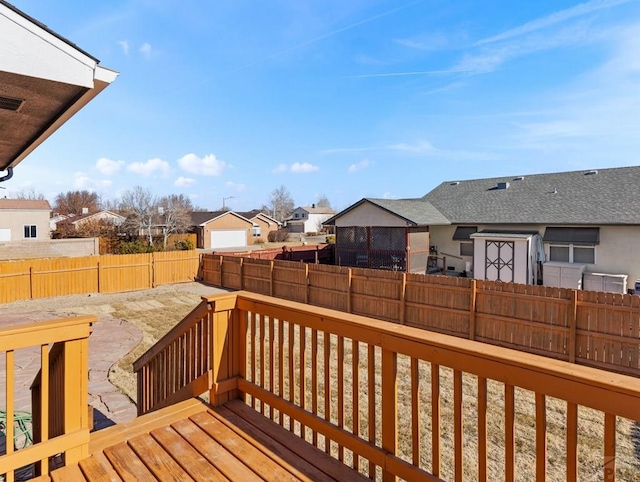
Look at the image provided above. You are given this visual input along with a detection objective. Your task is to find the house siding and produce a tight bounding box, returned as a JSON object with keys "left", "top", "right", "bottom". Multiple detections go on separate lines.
{"left": 431, "top": 224, "right": 640, "bottom": 286}
{"left": 0, "top": 209, "right": 51, "bottom": 241}
{"left": 333, "top": 203, "right": 408, "bottom": 227}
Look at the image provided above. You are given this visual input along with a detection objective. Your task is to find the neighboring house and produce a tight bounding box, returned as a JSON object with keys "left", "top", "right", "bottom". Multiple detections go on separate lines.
{"left": 0, "top": 1, "right": 117, "bottom": 177}
{"left": 190, "top": 211, "right": 254, "bottom": 249}
{"left": 286, "top": 205, "right": 336, "bottom": 234}
{"left": 56, "top": 210, "right": 125, "bottom": 234}
{"left": 324, "top": 198, "right": 443, "bottom": 272}
{"left": 49, "top": 212, "right": 75, "bottom": 230}
{"left": 327, "top": 166, "right": 640, "bottom": 292}
{"left": 0, "top": 198, "right": 51, "bottom": 241}
{"left": 237, "top": 210, "right": 281, "bottom": 239}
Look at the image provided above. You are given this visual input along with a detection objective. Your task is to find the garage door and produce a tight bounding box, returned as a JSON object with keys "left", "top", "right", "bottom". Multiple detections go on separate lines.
{"left": 0, "top": 228, "right": 11, "bottom": 241}
{"left": 210, "top": 230, "right": 247, "bottom": 249}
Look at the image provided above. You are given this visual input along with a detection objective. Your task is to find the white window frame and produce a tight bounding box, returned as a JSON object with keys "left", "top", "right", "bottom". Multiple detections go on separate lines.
{"left": 252, "top": 224, "right": 261, "bottom": 237}
{"left": 548, "top": 243, "right": 596, "bottom": 264}
{"left": 23, "top": 224, "right": 37, "bottom": 239}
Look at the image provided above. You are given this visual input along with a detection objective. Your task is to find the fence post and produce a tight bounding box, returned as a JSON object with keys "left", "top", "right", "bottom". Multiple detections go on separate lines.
{"left": 305, "top": 264, "right": 309, "bottom": 303}
{"left": 270, "top": 260, "right": 274, "bottom": 296}
{"left": 97, "top": 260, "right": 102, "bottom": 293}
{"left": 239, "top": 257, "right": 244, "bottom": 290}
{"left": 347, "top": 268, "right": 353, "bottom": 313}
{"left": 29, "top": 266, "right": 34, "bottom": 300}
{"left": 469, "top": 279, "right": 477, "bottom": 340}
{"left": 152, "top": 252, "right": 157, "bottom": 288}
{"left": 399, "top": 272, "right": 407, "bottom": 324}
{"left": 381, "top": 347, "right": 398, "bottom": 482}
{"left": 219, "top": 255, "right": 224, "bottom": 288}
{"left": 569, "top": 289, "right": 578, "bottom": 363}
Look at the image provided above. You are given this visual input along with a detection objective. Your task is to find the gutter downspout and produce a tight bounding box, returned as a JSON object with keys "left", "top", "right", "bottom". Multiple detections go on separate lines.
{"left": 0, "top": 167, "right": 14, "bottom": 183}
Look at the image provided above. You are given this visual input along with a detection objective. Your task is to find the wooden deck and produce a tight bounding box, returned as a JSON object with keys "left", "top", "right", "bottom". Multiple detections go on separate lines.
{"left": 37, "top": 398, "right": 368, "bottom": 482}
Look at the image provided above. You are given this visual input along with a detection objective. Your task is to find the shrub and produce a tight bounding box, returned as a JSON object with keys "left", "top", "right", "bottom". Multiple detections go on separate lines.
{"left": 174, "top": 238, "right": 194, "bottom": 250}
{"left": 253, "top": 237, "right": 266, "bottom": 244}
{"left": 120, "top": 239, "right": 154, "bottom": 254}
{"left": 325, "top": 235, "right": 335, "bottom": 244}
{"left": 268, "top": 229, "right": 289, "bottom": 242}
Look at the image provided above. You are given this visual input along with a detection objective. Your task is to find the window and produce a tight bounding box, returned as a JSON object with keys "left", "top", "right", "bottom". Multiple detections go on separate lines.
{"left": 549, "top": 244, "right": 595, "bottom": 264}
{"left": 294, "top": 213, "right": 299, "bottom": 218}
{"left": 24, "top": 225, "right": 37, "bottom": 238}
{"left": 252, "top": 225, "right": 261, "bottom": 237}
{"left": 460, "top": 242, "right": 474, "bottom": 257}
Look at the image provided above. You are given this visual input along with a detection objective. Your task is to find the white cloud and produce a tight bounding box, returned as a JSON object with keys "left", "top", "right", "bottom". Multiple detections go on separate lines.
{"left": 272, "top": 163, "right": 288, "bottom": 173}
{"left": 174, "top": 176, "right": 196, "bottom": 187}
{"left": 118, "top": 40, "right": 129, "bottom": 55}
{"left": 127, "top": 157, "right": 170, "bottom": 177}
{"left": 177, "top": 153, "right": 227, "bottom": 176}
{"left": 139, "top": 42, "right": 153, "bottom": 59}
{"left": 225, "top": 181, "right": 247, "bottom": 193}
{"left": 290, "top": 162, "right": 319, "bottom": 173}
{"left": 73, "top": 172, "right": 112, "bottom": 190}
{"left": 95, "top": 157, "right": 124, "bottom": 175}
{"left": 348, "top": 159, "right": 371, "bottom": 173}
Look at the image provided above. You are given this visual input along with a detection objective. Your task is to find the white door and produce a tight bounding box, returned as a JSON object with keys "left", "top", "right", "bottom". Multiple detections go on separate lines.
{"left": 210, "top": 230, "right": 247, "bottom": 249}
{"left": 0, "top": 228, "right": 11, "bottom": 241}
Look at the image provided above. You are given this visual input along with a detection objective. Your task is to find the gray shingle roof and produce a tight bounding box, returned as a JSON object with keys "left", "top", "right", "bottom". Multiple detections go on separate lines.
{"left": 190, "top": 211, "right": 229, "bottom": 225}
{"left": 422, "top": 166, "right": 640, "bottom": 225}
{"left": 365, "top": 198, "right": 450, "bottom": 225}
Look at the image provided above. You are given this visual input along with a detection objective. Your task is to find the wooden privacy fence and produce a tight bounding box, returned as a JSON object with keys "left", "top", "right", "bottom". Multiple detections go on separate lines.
{"left": 135, "top": 291, "right": 640, "bottom": 481}
{"left": 201, "top": 254, "right": 640, "bottom": 377}
{"left": 0, "top": 250, "right": 200, "bottom": 304}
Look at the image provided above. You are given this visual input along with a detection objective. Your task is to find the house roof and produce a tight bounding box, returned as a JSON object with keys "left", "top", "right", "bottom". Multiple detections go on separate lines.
{"left": 69, "top": 210, "right": 125, "bottom": 225}
{"left": 0, "top": 1, "right": 117, "bottom": 172}
{"left": 0, "top": 198, "right": 51, "bottom": 210}
{"left": 190, "top": 211, "right": 252, "bottom": 226}
{"left": 423, "top": 166, "right": 640, "bottom": 225}
{"left": 324, "top": 198, "right": 450, "bottom": 226}
{"left": 236, "top": 211, "right": 281, "bottom": 225}
{"left": 296, "top": 206, "right": 336, "bottom": 215}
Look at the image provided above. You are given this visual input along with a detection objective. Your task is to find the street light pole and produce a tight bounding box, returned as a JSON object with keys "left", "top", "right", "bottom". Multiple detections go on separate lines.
{"left": 222, "top": 196, "right": 234, "bottom": 210}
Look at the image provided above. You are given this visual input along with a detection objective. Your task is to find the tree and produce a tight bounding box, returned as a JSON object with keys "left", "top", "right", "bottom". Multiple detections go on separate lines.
{"left": 316, "top": 194, "right": 332, "bottom": 209}
{"left": 263, "top": 185, "right": 294, "bottom": 222}
{"left": 119, "top": 186, "right": 157, "bottom": 246}
{"left": 13, "top": 188, "right": 47, "bottom": 200}
{"left": 53, "top": 190, "right": 101, "bottom": 215}
{"left": 158, "top": 194, "right": 193, "bottom": 249}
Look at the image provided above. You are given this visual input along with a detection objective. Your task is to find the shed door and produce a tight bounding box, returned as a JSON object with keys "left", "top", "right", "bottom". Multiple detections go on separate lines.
{"left": 485, "top": 240, "right": 514, "bottom": 282}
{"left": 0, "top": 228, "right": 10, "bottom": 241}
{"left": 210, "top": 229, "right": 246, "bottom": 249}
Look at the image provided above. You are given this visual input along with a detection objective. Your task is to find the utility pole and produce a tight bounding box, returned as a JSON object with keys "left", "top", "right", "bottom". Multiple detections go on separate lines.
{"left": 222, "top": 196, "right": 234, "bottom": 210}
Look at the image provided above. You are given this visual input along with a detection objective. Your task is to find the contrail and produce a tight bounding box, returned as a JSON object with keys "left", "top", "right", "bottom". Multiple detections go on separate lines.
{"left": 229, "top": 0, "right": 424, "bottom": 73}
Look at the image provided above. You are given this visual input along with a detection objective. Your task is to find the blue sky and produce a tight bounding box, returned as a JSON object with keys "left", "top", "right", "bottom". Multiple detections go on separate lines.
{"left": 5, "top": 0, "right": 640, "bottom": 212}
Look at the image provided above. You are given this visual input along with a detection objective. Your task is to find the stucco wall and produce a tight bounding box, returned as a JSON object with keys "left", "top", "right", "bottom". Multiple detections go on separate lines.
{"left": 0, "top": 237, "right": 99, "bottom": 260}
{"left": 334, "top": 203, "right": 408, "bottom": 228}
{"left": 0, "top": 210, "right": 51, "bottom": 241}
{"left": 201, "top": 214, "right": 253, "bottom": 249}
{"left": 252, "top": 217, "right": 277, "bottom": 240}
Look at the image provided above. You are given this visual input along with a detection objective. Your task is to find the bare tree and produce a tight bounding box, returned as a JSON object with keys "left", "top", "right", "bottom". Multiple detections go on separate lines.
{"left": 13, "top": 188, "right": 47, "bottom": 200}
{"left": 316, "top": 194, "right": 332, "bottom": 209}
{"left": 158, "top": 194, "right": 193, "bottom": 249}
{"left": 119, "top": 186, "right": 157, "bottom": 246}
{"left": 263, "top": 185, "right": 294, "bottom": 222}
{"left": 53, "top": 190, "right": 101, "bottom": 215}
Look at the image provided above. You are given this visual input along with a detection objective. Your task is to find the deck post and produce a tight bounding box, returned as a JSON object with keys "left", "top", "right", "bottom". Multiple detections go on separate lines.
{"left": 381, "top": 347, "right": 398, "bottom": 482}
{"left": 63, "top": 338, "right": 90, "bottom": 464}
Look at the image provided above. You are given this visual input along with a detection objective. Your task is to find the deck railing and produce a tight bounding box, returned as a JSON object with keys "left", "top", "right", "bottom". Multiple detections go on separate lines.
{"left": 0, "top": 316, "right": 94, "bottom": 481}
{"left": 135, "top": 291, "right": 640, "bottom": 481}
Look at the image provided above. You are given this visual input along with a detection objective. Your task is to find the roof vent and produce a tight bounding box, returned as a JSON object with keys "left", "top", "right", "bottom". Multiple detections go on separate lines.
{"left": 497, "top": 181, "right": 510, "bottom": 190}
{"left": 513, "top": 176, "right": 525, "bottom": 181}
{"left": 585, "top": 170, "right": 598, "bottom": 176}
{"left": 0, "top": 96, "right": 24, "bottom": 112}
{"left": 450, "top": 181, "right": 460, "bottom": 186}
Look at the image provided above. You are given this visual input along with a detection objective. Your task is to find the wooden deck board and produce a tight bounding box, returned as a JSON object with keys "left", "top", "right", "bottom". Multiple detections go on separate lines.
{"left": 150, "top": 425, "right": 229, "bottom": 482}
{"left": 49, "top": 397, "right": 366, "bottom": 482}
